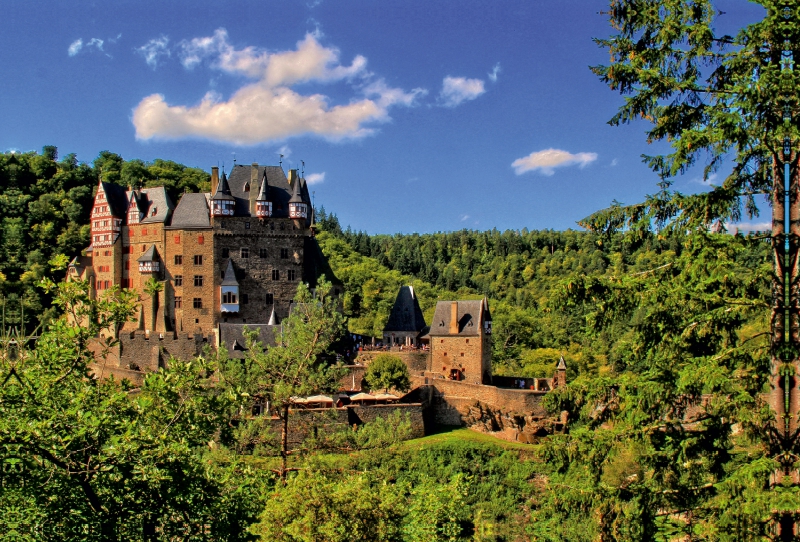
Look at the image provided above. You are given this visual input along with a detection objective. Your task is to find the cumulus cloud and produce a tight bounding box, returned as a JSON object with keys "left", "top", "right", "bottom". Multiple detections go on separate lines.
{"left": 68, "top": 37, "right": 106, "bottom": 56}
{"left": 133, "top": 30, "right": 423, "bottom": 145}
{"left": 439, "top": 76, "right": 486, "bottom": 107}
{"left": 488, "top": 63, "right": 501, "bottom": 82}
{"left": 729, "top": 221, "right": 770, "bottom": 232}
{"left": 305, "top": 172, "right": 325, "bottom": 185}
{"left": 512, "top": 148, "right": 598, "bottom": 176}
{"left": 136, "top": 36, "right": 170, "bottom": 68}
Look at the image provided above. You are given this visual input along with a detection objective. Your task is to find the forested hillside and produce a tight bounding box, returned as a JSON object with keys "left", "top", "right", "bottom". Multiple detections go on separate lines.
{"left": 316, "top": 208, "right": 771, "bottom": 379}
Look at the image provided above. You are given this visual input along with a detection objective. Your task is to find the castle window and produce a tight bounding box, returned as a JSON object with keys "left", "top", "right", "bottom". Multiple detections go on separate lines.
{"left": 194, "top": 255, "right": 203, "bottom": 266}
{"left": 222, "top": 291, "right": 237, "bottom": 304}
{"left": 287, "top": 269, "right": 296, "bottom": 281}
{"left": 194, "top": 275, "right": 204, "bottom": 287}
{"left": 280, "top": 222, "right": 285, "bottom": 231}
{"left": 241, "top": 248, "right": 249, "bottom": 258}
{"left": 460, "top": 353, "right": 464, "bottom": 357}
{"left": 270, "top": 223, "right": 274, "bottom": 230}
{"left": 142, "top": 228, "right": 147, "bottom": 236}
{"left": 151, "top": 208, "right": 157, "bottom": 217}
{"left": 259, "top": 248, "right": 267, "bottom": 258}
{"left": 280, "top": 248, "right": 289, "bottom": 259}
{"left": 265, "top": 293, "right": 274, "bottom": 304}
{"left": 174, "top": 297, "right": 182, "bottom": 309}
{"left": 222, "top": 248, "right": 229, "bottom": 258}
{"left": 465, "top": 339, "right": 469, "bottom": 344}
{"left": 241, "top": 293, "right": 248, "bottom": 304}
{"left": 175, "top": 255, "right": 183, "bottom": 265}
{"left": 193, "top": 298, "right": 202, "bottom": 309}
{"left": 245, "top": 222, "right": 250, "bottom": 229}
{"left": 174, "top": 275, "right": 183, "bottom": 286}
{"left": 142, "top": 245, "right": 146, "bottom": 252}
{"left": 104, "top": 251, "right": 110, "bottom": 257}
{"left": 272, "top": 269, "right": 280, "bottom": 280}
{"left": 174, "top": 236, "right": 180, "bottom": 244}
{"left": 124, "top": 261, "right": 129, "bottom": 270}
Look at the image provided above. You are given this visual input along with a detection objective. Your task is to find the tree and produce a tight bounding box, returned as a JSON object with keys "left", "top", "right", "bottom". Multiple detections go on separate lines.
{"left": 219, "top": 279, "right": 345, "bottom": 480}
{"left": 575, "top": 0, "right": 800, "bottom": 536}
{"left": 364, "top": 353, "right": 411, "bottom": 393}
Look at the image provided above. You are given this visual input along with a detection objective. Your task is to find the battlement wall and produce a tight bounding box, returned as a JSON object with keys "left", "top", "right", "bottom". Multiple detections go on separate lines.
{"left": 118, "top": 331, "right": 217, "bottom": 373}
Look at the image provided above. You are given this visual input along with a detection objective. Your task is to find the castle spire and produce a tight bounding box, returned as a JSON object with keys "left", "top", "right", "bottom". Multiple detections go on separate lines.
{"left": 268, "top": 307, "right": 278, "bottom": 326}
{"left": 256, "top": 167, "right": 272, "bottom": 218}
{"left": 288, "top": 170, "right": 308, "bottom": 220}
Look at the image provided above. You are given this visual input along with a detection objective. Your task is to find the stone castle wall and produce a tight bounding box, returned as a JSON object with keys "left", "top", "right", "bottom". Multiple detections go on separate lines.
{"left": 353, "top": 351, "right": 429, "bottom": 374}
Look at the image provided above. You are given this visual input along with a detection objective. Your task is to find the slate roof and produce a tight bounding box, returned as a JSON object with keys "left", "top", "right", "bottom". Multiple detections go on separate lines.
{"left": 211, "top": 170, "right": 235, "bottom": 201}
{"left": 218, "top": 324, "right": 280, "bottom": 358}
{"left": 221, "top": 260, "right": 239, "bottom": 286}
{"left": 137, "top": 244, "right": 160, "bottom": 263}
{"left": 226, "top": 164, "right": 310, "bottom": 218}
{"left": 257, "top": 169, "right": 270, "bottom": 201}
{"left": 384, "top": 285, "right": 426, "bottom": 333}
{"left": 289, "top": 174, "right": 303, "bottom": 203}
{"left": 427, "top": 299, "right": 491, "bottom": 337}
{"left": 129, "top": 187, "right": 174, "bottom": 224}
{"left": 168, "top": 193, "right": 211, "bottom": 229}
{"left": 557, "top": 356, "right": 567, "bottom": 371}
{"left": 100, "top": 182, "right": 130, "bottom": 218}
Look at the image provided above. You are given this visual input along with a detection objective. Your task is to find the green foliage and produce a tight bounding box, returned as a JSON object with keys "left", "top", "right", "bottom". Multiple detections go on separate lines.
{"left": 1, "top": 280, "right": 264, "bottom": 540}
{"left": 364, "top": 354, "right": 411, "bottom": 392}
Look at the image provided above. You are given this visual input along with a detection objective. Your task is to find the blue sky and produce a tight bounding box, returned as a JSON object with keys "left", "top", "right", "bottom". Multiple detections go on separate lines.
{"left": 1, "top": 0, "right": 767, "bottom": 233}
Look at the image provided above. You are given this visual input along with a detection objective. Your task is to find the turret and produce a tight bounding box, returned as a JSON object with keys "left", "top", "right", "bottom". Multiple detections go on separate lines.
{"left": 553, "top": 355, "right": 567, "bottom": 388}
{"left": 220, "top": 259, "right": 239, "bottom": 313}
{"left": 256, "top": 168, "right": 272, "bottom": 218}
{"left": 287, "top": 170, "right": 308, "bottom": 220}
{"left": 137, "top": 245, "right": 161, "bottom": 274}
{"left": 211, "top": 169, "right": 235, "bottom": 216}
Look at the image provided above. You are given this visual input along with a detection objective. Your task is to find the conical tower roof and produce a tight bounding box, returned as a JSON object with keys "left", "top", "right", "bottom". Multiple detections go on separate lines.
{"left": 256, "top": 168, "right": 270, "bottom": 201}
{"left": 557, "top": 355, "right": 567, "bottom": 371}
{"left": 212, "top": 169, "right": 235, "bottom": 201}
{"left": 221, "top": 259, "right": 239, "bottom": 286}
{"left": 267, "top": 307, "right": 279, "bottom": 326}
{"left": 288, "top": 173, "right": 304, "bottom": 204}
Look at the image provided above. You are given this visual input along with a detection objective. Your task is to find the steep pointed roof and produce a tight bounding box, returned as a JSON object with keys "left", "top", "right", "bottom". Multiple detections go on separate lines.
{"left": 99, "top": 181, "right": 129, "bottom": 218}
{"left": 221, "top": 259, "right": 239, "bottom": 286}
{"left": 256, "top": 168, "right": 270, "bottom": 201}
{"left": 267, "top": 307, "right": 278, "bottom": 326}
{"left": 136, "top": 244, "right": 160, "bottom": 262}
{"left": 557, "top": 355, "right": 567, "bottom": 371}
{"left": 384, "top": 285, "right": 426, "bottom": 333}
{"left": 288, "top": 174, "right": 304, "bottom": 204}
{"left": 212, "top": 169, "right": 235, "bottom": 201}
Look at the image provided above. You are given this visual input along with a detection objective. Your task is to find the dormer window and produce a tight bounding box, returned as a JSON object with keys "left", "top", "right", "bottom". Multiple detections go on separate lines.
{"left": 151, "top": 207, "right": 157, "bottom": 216}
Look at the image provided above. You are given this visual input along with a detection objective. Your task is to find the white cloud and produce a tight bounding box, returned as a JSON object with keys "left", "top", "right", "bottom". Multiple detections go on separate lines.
{"left": 610, "top": 158, "right": 618, "bottom": 166}
{"left": 439, "top": 76, "right": 486, "bottom": 107}
{"left": 691, "top": 172, "right": 718, "bottom": 185}
{"left": 68, "top": 37, "right": 108, "bottom": 57}
{"left": 136, "top": 36, "right": 170, "bottom": 68}
{"left": 460, "top": 214, "right": 470, "bottom": 221}
{"left": 305, "top": 172, "right": 325, "bottom": 185}
{"left": 277, "top": 145, "right": 292, "bottom": 160}
{"left": 729, "top": 221, "right": 770, "bottom": 232}
{"left": 488, "top": 63, "right": 501, "bottom": 82}
{"left": 68, "top": 39, "right": 83, "bottom": 56}
{"left": 512, "top": 148, "right": 598, "bottom": 176}
{"left": 133, "top": 30, "right": 423, "bottom": 145}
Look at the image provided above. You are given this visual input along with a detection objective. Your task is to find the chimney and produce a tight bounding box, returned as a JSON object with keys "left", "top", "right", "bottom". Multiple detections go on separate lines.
{"left": 449, "top": 302, "right": 459, "bottom": 335}
{"left": 250, "top": 163, "right": 259, "bottom": 215}
{"left": 288, "top": 169, "right": 298, "bottom": 187}
{"left": 211, "top": 166, "right": 219, "bottom": 195}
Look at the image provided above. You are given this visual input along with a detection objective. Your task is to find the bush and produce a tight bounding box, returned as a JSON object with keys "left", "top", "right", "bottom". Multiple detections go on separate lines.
{"left": 364, "top": 354, "right": 411, "bottom": 393}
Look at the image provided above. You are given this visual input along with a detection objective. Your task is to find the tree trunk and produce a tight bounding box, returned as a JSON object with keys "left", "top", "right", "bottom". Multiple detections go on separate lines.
{"left": 280, "top": 403, "right": 289, "bottom": 483}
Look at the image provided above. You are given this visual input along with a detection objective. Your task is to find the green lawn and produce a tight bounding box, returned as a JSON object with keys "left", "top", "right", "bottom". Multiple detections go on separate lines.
{"left": 402, "top": 426, "right": 540, "bottom": 454}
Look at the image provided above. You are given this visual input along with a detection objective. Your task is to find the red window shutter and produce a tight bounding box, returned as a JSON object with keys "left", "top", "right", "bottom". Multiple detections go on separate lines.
{"left": 198, "top": 235, "right": 204, "bottom": 245}
{"left": 174, "top": 236, "right": 180, "bottom": 244}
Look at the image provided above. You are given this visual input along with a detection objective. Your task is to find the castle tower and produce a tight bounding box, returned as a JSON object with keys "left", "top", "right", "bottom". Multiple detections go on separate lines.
{"left": 552, "top": 355, "right": 567, "bottom": 388}
{"left": 429, "top": 299, "right": 493, "bottom": 385}
{"left": 220, "top": 259, "right": 240, "bottom": 313}
{"left": 211, "top": 169, "right": 235, "bottom": 216}
{"left": 383, "top": 285, "right": 427, "bottom": 347}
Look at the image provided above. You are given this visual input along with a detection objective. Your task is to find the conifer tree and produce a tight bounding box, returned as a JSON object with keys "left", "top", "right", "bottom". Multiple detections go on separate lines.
{"left": 585, "top": 0, "right": 800, "bottom": 536}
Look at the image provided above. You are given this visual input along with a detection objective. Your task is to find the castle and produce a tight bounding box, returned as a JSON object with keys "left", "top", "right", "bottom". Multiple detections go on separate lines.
{"left": 69, "top": 163, "right": 338, "bottom": 381}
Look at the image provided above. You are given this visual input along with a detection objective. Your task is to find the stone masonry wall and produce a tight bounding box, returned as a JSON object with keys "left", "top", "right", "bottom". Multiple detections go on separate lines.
{"left": 353, "top": 351, "right": 429, "bottom": 374}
